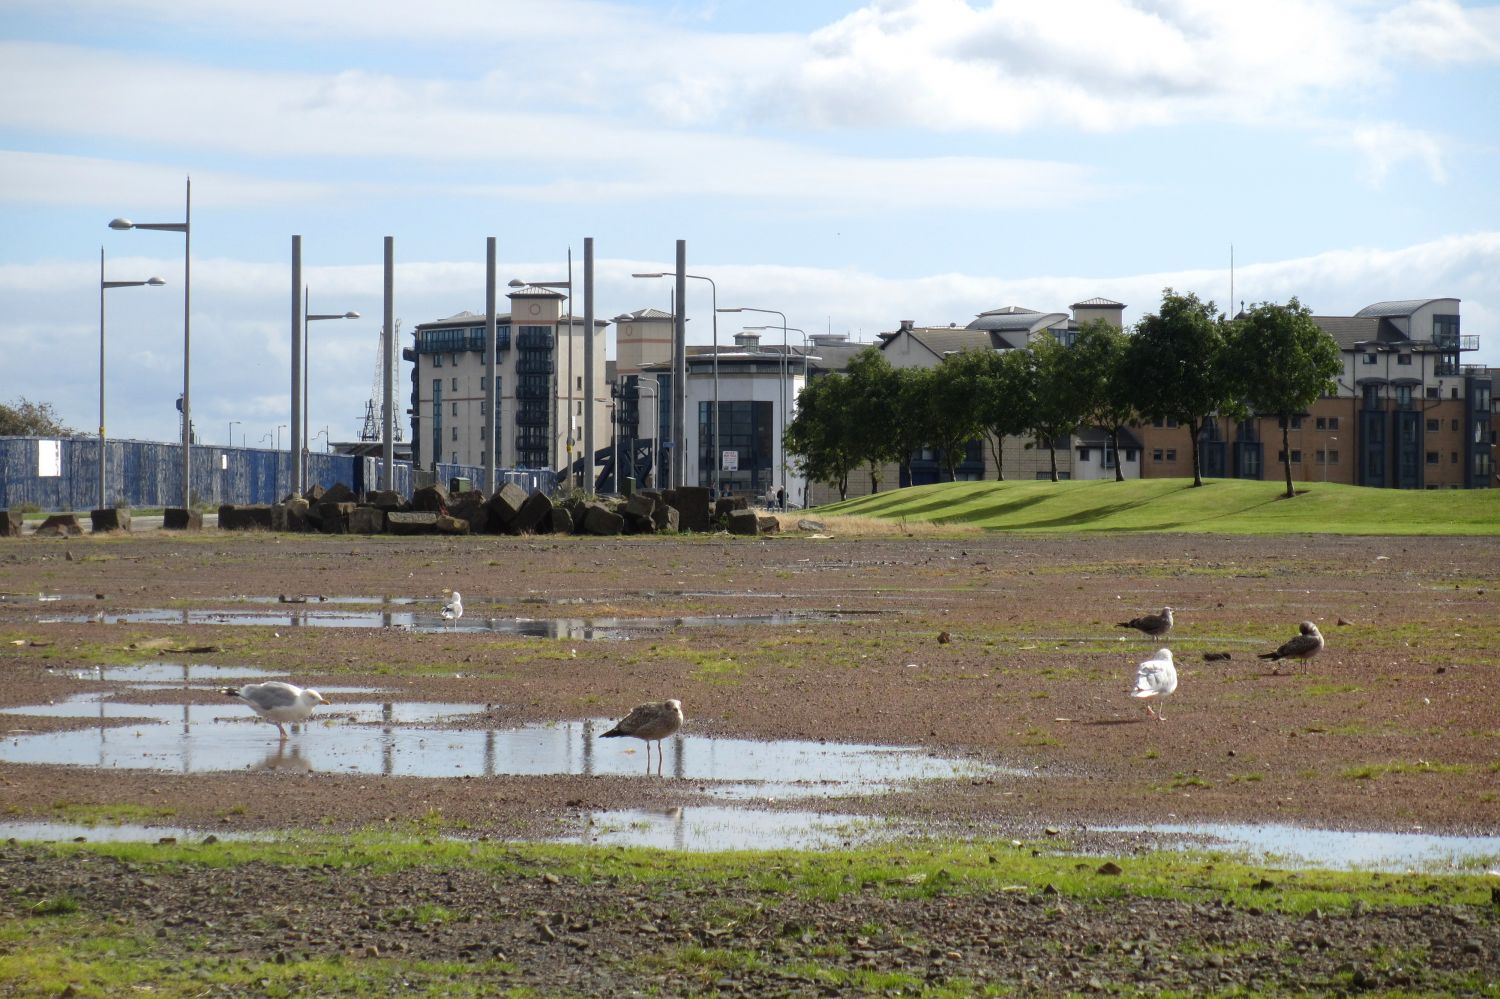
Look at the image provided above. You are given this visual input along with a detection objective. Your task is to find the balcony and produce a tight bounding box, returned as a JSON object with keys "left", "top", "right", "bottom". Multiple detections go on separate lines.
{"left": 516, "top": 357, "right": 552, "bottom": 375}
{"left": 1433, "top": 332, "right": 1479, "bottom": 352}
{"left": 517, "top": 328, "right": 554, "bottom": 349}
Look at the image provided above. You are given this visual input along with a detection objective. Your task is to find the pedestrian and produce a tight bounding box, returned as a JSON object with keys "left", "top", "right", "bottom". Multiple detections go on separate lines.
{"left": 776, "top": 486, "right": 785, "bottom": 510}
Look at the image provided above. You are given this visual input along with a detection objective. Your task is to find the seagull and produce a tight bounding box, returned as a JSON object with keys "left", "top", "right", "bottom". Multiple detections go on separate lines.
{"left": 1130, "top": 648, "right": 1177, "bottom": 722}
{"left": 440, "top": 590, "right": 463, "bottom": 626}
{"left": 1258, "top": 621, "right": 1324, "bottom": 671}
{"left": 1118, "top": 606, "right": 1173, "bottom": 639}
{"left": 602, "top": 699, "right": 684, "bottom": 774}
{"left": 221, "top": 682, "right": 330, "bottom": 738}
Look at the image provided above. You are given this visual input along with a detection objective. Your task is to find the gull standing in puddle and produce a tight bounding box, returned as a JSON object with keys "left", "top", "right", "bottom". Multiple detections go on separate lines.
{"left": 222, "top": 682, "right": 330, "bottom": 738}
{"left": 440, "top": 590, "right": 463, "bottom": 627}
{"left": 603, "top": 699, "right": 683, "bottom": 774}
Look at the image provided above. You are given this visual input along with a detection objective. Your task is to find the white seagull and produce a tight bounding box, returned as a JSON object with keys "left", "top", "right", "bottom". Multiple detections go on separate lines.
{"left": 1258, "top": 621, "right": 1324, "bottom": 671}
{"left": 222, "top": 682, "right": 330, "bottom": 738}
{"left": 602, "top": 699, "right": 684, "bottom": 774}
{"left": 1118, "top": 606, "right": 1174, "bottom": 639}
{"left": 441, "top": 590, "right": 463, "bottom": 626}
{"left": 1130, "top": 648, "right": 1178, "bottom": 722}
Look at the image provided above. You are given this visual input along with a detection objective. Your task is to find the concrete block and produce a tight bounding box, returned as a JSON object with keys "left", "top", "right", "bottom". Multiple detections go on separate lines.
{"left": 162, "top": 508, "right": 202, "bottom": 531}
{"left": 727, "top": 509, "right": 759, "bottom": 536}
{"left": 386, "top": 511, "right": 439, "bottom": 535}
{"left": 0, "top": 510, "right": 22, "bottom": 537}
{"left": 582, "top": 503, "right": 624, "bottom": 536}
{"left": 512, "top": 491, "right": 553, "bottom": 534}
{"left": 348, "top": 506, "right": 386, "bottom": 534}
{"left": 90, "top": 508, "right": 132, "bottom": 533}
{"left": 218, "top": 504, "right": 274, "bottom": 531}
{"left": 35, "top": 514, "right": 83, "bottom": 537}
{"left": 435, "top": 514, "right": 471, "bottom": 534}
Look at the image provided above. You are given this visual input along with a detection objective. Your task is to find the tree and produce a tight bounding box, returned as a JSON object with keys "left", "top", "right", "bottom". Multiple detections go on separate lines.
{"left": 1026, "top": 334, "right": 1089, "bottom": 481}
{"left": 1123, "top": 289, "right": 1234, "bottom": 487}
{"left": 973, "top": 347, "right": 1036, "bottom": 481}
{"left": 928, "top": 351, "right": 990, "bottom": 480}
{"left": 888, "top": 365, "right": 937, "bottom": 487}
{"left": 1226, "top": 297, "right": 1343, "bottom": 498}
{"left": 785, "top": 373, "right": 861, "bottom": 500}
{"left": 0, "top": 398, "right": 75, "bottom": 437}
{"left": 842, "top": 348, "right": 902, "bottom": 492}
{"left": 1067, "top": 319, "right": 1137, "bottom": 482}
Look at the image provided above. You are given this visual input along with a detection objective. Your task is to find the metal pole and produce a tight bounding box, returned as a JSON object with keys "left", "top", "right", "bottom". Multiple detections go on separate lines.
{"left": 583, "top": 236, "right": 595, "bottom": 494}
{"left": 98, "top": 247, "right": 106, "bottom": 510}
{"left": 485, "top": 236, "right": 497, "bottom": 495}
{"left": 291, "top": 235, "right": 303, "bottom": 497}
{"left": 302, "top": 285, "right": 310, "bottom": 494}
{"left": 567, "top": 247, "right": 574, "bottom": 489}
{"left": 673, "top": 240, "right": 686, "bottom": 490}
{"left": 709, "top": 277, "right": 719, "bottom": 495}
{"left": 382, "top": 236, "right": 395, "bottom": 491}
{"left": 181, "top": 177, "right": 192, "bottom": 510}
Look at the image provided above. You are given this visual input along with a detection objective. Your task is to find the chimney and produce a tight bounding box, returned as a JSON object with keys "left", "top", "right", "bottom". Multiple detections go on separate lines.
{"left": 898, "top": 319, "right": 915, "bottom": 333}
{"left": 734, "top": 330, "right": 761, "bottom": 348}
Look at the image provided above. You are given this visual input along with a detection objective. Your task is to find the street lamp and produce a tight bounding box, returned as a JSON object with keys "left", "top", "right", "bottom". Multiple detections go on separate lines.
{"left": 303, "top": 290, "right": 359, "bottom": 491}
{"left": 314, "top": 427, "right": 330, "bottom": 453}
{"left": 718, "top": 306, "right": 788, "bottom": 506}
{"left": 98, "top": 248, "right": 165, "bottom": 509}
{"left": 228, "top": 421, "right": 240, "bottom": 448}
{"left": 634, "top": 271, "right": 720, "bottom": 493}
{"left": 509, "top": 269, "right": 574, "bottom": 485}
{"left": 109, "top": 177, "right": 191, "bottom": 509}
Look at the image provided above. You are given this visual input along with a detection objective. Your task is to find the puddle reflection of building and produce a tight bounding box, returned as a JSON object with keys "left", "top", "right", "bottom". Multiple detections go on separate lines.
{"left": 381, "top": 702, "right": 395, "bottom": 776}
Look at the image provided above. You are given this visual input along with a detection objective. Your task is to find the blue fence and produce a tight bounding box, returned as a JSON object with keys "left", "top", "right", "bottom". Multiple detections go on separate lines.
{"left": 0, "top": 437, "right": 557, "bottom": 511}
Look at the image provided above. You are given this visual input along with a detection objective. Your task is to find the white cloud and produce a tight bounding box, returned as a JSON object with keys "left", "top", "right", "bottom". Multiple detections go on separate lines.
{"left": 0, "top": 151, "right": 335, "bottom": 208}
{"left": 1374, "top": 0, "right": 1500, "bottom": 62}
{"left": 1346, "top": 122, "right": 1449, "bottom": 186}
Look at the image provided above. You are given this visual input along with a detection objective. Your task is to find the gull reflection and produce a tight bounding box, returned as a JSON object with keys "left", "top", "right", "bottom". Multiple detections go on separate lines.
{"left": 255, "top": 741, "right": 312, "bottom": 773}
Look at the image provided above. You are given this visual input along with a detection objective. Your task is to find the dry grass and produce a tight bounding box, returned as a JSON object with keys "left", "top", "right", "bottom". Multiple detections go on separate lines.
{"left": 766, "top": 511, "right": 984, "bottom": 538}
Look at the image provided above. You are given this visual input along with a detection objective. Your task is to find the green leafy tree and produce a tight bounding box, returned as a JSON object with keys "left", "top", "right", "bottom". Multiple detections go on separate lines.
{"left": 842, "top": 347, "right": 902, "bottom": 492}
{"left": 1067, "top": 319, "right": 1138, "bottom": 482}
{"left": 1226, "top": 297, "right": 1343, "bottom": 498}
{"left": 0, "top": 398, "right": 75, "bottom": 436}
{"left": 974, "top": 347, "right": 1036, "bottom": 481}
{"left": 889, "top": 365, "right": 937, "bottom": 487}
{"left": 929, "top": 351, "right": 990, "bottom": 480}
{"left": 1123, "top": 289, "right": 1234, "bottom": 487}
{"left": 1026, "top": 334, "right": 1089, "bottom": 481}
{"left": 785, "top": 373, "right": 861, "bottom": 500}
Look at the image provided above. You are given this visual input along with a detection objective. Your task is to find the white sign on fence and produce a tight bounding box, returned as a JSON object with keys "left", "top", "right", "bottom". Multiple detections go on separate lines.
{"left": 721, "top": 450, "right": 739, "bottom": 472}
{"left": 37, "top": 440, "right": 61, "bottom": 478}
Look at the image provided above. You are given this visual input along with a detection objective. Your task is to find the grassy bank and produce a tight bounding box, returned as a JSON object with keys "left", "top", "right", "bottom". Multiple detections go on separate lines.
{"left": 811, "top": 478, "right": 1500, "bottom": 535}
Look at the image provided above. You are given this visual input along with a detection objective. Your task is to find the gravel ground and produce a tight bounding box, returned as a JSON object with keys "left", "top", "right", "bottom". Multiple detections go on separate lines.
{"left": 1, "top": 528, "right": 1497, "bottom": 995}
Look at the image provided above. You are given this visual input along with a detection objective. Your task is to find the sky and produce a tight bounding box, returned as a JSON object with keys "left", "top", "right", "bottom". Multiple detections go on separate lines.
{"left": 2, "top": 0, "right": 1498, "bottom": 448}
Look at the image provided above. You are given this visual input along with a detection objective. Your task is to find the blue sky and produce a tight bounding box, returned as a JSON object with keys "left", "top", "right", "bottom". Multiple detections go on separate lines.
{"left": 2, "top": 0, "right": 1498, "bottom": 446}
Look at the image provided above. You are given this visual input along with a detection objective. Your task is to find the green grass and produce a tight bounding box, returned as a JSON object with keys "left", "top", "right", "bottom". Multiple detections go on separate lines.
{"left": 812, "top": 478, "right": 1500, "bottom": 535}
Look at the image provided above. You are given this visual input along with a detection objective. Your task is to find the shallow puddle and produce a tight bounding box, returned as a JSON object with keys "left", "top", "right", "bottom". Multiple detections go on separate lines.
{"left": 1105, "top": 822, "right": 1500, "bottom": 872}
{"left": 44, "top": 608, "right": 855, "bottom": 638}
{"left": 0, "top": 688, "right": 1003, "bottom": 797}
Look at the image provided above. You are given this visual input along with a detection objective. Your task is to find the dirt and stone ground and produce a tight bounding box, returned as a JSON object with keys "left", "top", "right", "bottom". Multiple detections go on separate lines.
{"left": 1, "top": 527, "right": 1497, "bottom": 995}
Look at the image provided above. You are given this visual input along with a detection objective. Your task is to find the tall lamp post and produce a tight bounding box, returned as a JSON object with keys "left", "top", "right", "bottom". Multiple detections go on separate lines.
{"left": 228, "top": 421, "right": 240, "bottom": 447}
{"left": 98, "top": 249, "right": 165, "bottom": 509}
{"left": 635, "top": 379, "right": 660, "bottom": 488}
{"left": 633, "top": 270, "right": 720, "bottom": 494}
{"left": 302, "top": 290, "right": 359, "bottom": 490}
{"left": 717, "top": 306, "right": 788, "bottom": 505}
{"left": 508, "top": 273, "right": 574, "bottom": 485}
{"left": 109, "top": 176, "right": 190, "bottom": 509}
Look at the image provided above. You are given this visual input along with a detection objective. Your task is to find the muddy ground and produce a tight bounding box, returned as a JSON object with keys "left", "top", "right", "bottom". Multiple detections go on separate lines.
{"left": 1, "top": 528, "right": 1497, "bottom": 995}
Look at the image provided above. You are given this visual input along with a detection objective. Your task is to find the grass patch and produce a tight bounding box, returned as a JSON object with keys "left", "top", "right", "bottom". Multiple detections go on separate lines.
{"left": 811, "top": 478, "right": 1500, "bottom": 536}
{"left": 1341, "top": 761, "right": 1474, "bottom": 780}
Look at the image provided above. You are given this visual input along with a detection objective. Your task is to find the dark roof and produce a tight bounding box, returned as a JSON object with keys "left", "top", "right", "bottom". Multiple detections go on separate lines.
{"left": 966, "top": 310, "right": 1068, "bottom": 334}
{"left": 1075, "top": 426, "right": 1142, "bottom": 448}
{"left": 1312, "top": 315, "right": 1405, "bottom": 350}
{"left": 615, "top": 308, "right": 674, "bottom": 322}
{"left": 416, "top": 310, "right": 513, "bottom": 330}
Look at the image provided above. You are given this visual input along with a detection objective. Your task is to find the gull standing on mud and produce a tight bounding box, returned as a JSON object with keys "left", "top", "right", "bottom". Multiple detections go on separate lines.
{"left": 1118, "top": 606, "right": 1174, "bottom": 639}
{"left": 1130, "top": 649, "right": 1177, "bottom": 722}
{"left": 602, "top": 699, "right": 684, "bottom": 774}
{"left": 1258, "top": 621, "right": 1325, "bottom": 672}
{"left": 440, "top": 590, "right": 463, "bottom": 626}
{"left": 221, "top": 682, "right": 330, "bottom": 738}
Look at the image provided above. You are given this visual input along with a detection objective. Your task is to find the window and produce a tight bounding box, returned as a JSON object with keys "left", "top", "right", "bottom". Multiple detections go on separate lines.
{"left": 479, "top": 425, "right": 486, "bottom": 440}
{"left": 433, "top": 353, "right": 443, "bottom": 368}
{"left": 1427, "top": 419, "right": 1440, "bottom": 432}
{"left": 451, "top": 426, "right": 458, "bottom": 441}
{"left": 1315, "top": 417, "right": 1327, "bottom": 430}
{"left": 1327, "top": 449, "right": 1339, "bottom": 465}
{"left": 1328, "top": 417, "right": 1339, "bottom": 430}
{"left": 1077, "top": 448, "right": 1091, "bottom": 461}
{"left": 1451, "top": 419, "right": 1459, "bottom": 432}
{"left": 1397, "top": 353, "right": 1412, "bottom": 366}
{"left": 450, "top": 353, "right": 458, "bottom": 367}
{"left": 451, "top": 377, "right": 458, "bottom": 391}
{"left": 451, "top": 402, "right": 457, "bottom": 416}
{"left": 1278, "top": 416, "right": 1303, "bottom": 430}
{"left": 451, "top": 452, "right": 457, "bottom": 464}
{"left": 1426, "top": 451, "right": 1439, "bottom": 465}
{"left": 577, "top": 376, "right": 582, "bottom": 391}
{"left": 1362, "top": 352, "right": 1377, "bottom": 365}
{"left": 1395, "top": 385, "right": 1413, "bottom": 407}
{"left": 1152, "top": 449, "right": 1163, "bottom": 461}
{"left": 1165, "top": 449, "right": 1177, "bottom": 461}
{"left": 1277, "top": 450, "right": 1303, "bottom": 463}
{"left": 479, "top": 377, "right": 487, "bottom": 390}
{"left": 1103, "top": 449, "right": 1117, "bottom": 469}
{"left": 1426, "top": 387, "right": 1440, "bottom": 399}
{"left": 1452, "top": 452, "right": 1459, "bottom": 464}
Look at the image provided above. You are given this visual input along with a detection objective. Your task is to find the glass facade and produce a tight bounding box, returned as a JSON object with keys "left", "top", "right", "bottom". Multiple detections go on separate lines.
{"left": 700, "top": 400, "right": 773, "bottom": 494}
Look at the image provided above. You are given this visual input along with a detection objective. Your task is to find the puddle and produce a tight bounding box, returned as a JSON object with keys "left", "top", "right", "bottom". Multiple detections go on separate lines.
{"left": 0, "top": 691, "right": 1005, "bottom": 796}
{"left": 566, "top": 806, "right": 915, "bottom": 851}
{"left": 0, "top": 822, "right": 252, "bottom": 844}
{"left": 1106, "top": 822, "right": 1500, "bottom": 872}
{"left": 44, "top": 609, "right": 855, "bottom": 639}
{"left": 70, "top": 663, "right": 283, "bottom": 683}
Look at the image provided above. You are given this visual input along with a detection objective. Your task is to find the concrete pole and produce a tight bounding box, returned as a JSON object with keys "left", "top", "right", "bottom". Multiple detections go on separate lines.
{"left": 290, "top": 235, "right": 303, "bottom": 498}
{"left": 485, "top": 237, "right": 498, "bottom": 495}
{"left": 181, "top": 177, "right": 192, "bottom": 510}
{"left": 382, "top": 236, "right": 395, "bottom": 491}
{"left": 98, "top": 247, "right": 106, "bottom": 511}
{"left": 583, "top": 236, "right": 595, "bottom": 493}
{"left": 673, "top": 239, "right": 687, "bottom": 490}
